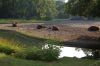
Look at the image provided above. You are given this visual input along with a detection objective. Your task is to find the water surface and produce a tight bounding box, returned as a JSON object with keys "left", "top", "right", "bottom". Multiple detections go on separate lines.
{"left": 60, "top": 46, "right": 86, "bottom": 58}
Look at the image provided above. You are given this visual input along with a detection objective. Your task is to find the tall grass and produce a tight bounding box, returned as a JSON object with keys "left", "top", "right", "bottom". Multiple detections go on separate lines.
{"left": 0, "top": 29, "right": 61, "bottom": 61}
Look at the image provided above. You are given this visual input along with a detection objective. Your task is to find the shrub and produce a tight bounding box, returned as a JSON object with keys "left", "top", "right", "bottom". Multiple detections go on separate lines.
{"left": 12, "top": 49, "right": 27, "bottom": 59}
{"left": 81, "top": 48, "right": 100, "bottom": 59}
{"left": 0, "top": 40, "right": 61, "bottom": 61}
{"left": 0, "top": 45, "right": 15, "bottom": 55}
{"left": 25, "top": 47, "right": 41, "bottom": 60}
{"left": 40, "top": 44, "right": 61, "bottom": 61}
{"left": 13, "top": 45, "right": 61, "bottom": 61}
{"left": 12, "top": 46, "right": 41, "bottom": 60}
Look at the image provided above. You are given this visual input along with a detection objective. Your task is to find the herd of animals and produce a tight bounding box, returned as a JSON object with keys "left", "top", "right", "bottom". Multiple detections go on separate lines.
{"left": 12, "top": 22, "right": 100, "bottom": 32}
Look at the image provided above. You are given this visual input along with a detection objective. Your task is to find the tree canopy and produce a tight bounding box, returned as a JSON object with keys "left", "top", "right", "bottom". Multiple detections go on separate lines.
{"left": 0, "top": 0, "right": 58, "bottom": 20}
{"left": 65, "top": 0, "right": 100, "bottom": 17}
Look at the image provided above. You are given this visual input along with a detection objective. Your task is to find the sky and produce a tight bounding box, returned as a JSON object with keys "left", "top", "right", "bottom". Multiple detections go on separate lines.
{"left": 56, "top": 0, "right": 68, "bottom": 2}
{"left": 65, "top": 0, "right": 68, "bottom": 2}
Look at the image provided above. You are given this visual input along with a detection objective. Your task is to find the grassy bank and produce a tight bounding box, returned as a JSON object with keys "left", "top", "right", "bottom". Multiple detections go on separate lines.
{"left": 0, "top": 53, "right": 99, "bottom": 66}
{"left": 0, "top": 29, "right": 46, "bottom": 47}
{"left": 0, "top": 19, "right": 43, "bottom": 24}
{"left": 0, "top": 29, "right": 100, "bottom": 66}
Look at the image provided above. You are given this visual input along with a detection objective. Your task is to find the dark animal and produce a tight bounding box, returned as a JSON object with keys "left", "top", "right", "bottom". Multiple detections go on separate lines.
{"left": 88, "top": 26, "right": 99, "bottom": 32}
{"left": 36, "top": 25, "right": 46, "bottom": 29}
{"left": 47, "top": 27, "right": 52, "bottom": 29}
{"left": 12, "top": 22, "right": 17, "bottom": 27}
{"left": 52, "top": 26, "right": 59, "bottom": 31}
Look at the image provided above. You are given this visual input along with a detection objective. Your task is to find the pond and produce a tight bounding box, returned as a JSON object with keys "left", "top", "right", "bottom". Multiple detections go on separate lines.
{"left": 43, "top": 44, "right": 87, "bottom": 58}
{"left": 59, "top": 46, "right": 86, "bottom": 58}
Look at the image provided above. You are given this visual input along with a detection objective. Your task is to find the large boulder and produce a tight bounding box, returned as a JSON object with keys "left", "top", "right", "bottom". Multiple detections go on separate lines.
{"left": 88, "top": 26, "right": 99, "bottom": 32}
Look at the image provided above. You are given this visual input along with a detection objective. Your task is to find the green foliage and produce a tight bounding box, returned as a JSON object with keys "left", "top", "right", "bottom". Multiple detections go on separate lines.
{"left": 0, "top": 0, "right": 58, "bottom": 20}
{"left": 65, "top": 0, "right": 100, "bottom": 17}
{"left": 90, "top": 61, "right": 100, "bottom": 66}
{"left": 40, "top": 44, "right": 61, "bottom": 61}
{"left": 0, "top": 45, "right": 15, "bottom": 55}
{"left": 25, "top": 47, "right": 42, "bottom": 60}
{"left": 13, "top": 45, "right": 61, "bottom": 61}
{"left": 0, "top": 55, "right": 98, "bottom": 66}
{"left": 56, "top": 1, "right": 68, "bottom": 19}
{"left": 79, "top": 48, "right": 100, "bottom": 59}
{"left": 12, "top": 49, "right": 27, "bottom": 59}
{"left": 0, "top": 29, "right": 62, "bottom": 61}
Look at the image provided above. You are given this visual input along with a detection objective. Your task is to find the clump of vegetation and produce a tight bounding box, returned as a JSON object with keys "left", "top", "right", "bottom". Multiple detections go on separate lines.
{"left": 80, "top": 48, "right": 100, "bottom": 59}
{"left": 41, "top": 44, "right": 61, "bottom": 61}
{"left": 0, "top": 42, "right": 23, "bottom": 55}
{"left": 0, "top": 38, "right": 61, "bottom": 62}
{"left": 13, "top": 44, "right": 61, "bottom": 61}
{"left": 0, "top": 45, "right": 15, "bottom": 55}
{"left": 88, "top": 26, "right": 99, "bottom": 32}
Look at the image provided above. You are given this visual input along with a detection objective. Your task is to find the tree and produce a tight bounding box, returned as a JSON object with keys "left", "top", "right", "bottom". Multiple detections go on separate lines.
{"left": 0, "top": 0, "right": 58, "bottom": 20}
{"left": 35, "top": 0, "right": 58, "bottom": 20}
{"left": 56, "top": 1, "right": 67, "bottom": 18}
{"left": 65, "top": 0, "right": 100, "bottom": 17}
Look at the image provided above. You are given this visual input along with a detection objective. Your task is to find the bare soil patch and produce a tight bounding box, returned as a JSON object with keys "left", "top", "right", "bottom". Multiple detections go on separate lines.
{"left": 0, "top": 20, "right": 100, "bottom": 49}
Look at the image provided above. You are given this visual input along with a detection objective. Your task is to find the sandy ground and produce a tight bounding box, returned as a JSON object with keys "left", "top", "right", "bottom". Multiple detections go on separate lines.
{"left": 0, "top": 20, "right": 100, "bottom": 49}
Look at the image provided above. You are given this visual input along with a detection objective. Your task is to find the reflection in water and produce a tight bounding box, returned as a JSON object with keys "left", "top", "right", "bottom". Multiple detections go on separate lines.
{"left": 59, "top": 46, "right": 86, "bottom": 58}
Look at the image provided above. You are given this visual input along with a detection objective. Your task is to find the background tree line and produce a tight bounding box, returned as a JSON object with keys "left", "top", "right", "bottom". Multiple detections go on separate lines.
{"left": 65, "top": 0, "right": 100, "bottom": 17}
{"left": 0, "top": 0, "right": 58, "bottom": 20}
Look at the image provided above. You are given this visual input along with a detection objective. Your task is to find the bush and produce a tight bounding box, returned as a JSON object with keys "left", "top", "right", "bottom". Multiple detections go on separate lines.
{"left": 40, "top": 44, "right": 61, "bottom": 61}
{"left": 12, "top": 46, "right": 41, "bottom": 60}
{"left": 13, "top": 45, "right": 61, "bottom": 61}
{"left": 0, "top": 45, "right": 15, "bottom": 55}
{"left": 0, "top": 40, "right": 61, "bottom": 61}
{"left": 81, "top": 48, "right": 100, "bottom": 59}
{"left": 25, "top": 47, "right": 41, "bottom": 60}
{"left": 0, "top": 43, "right": 23, "bottom": 56}
{"left": 12, "top": 49, "right": 27, "bottom": 59}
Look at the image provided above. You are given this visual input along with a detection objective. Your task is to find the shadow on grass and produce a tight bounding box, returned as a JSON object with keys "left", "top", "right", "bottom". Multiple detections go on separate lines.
{"left": 0, "top": 29, "right": 47, "bottom": 47}
{"left": 63, "top": 36, "right": 100, "bottom": 50}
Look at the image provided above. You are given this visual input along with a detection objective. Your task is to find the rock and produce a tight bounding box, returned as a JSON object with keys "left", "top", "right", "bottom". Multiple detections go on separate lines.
{"left": 88, "top": 26, "right": 99, "bottom": 32}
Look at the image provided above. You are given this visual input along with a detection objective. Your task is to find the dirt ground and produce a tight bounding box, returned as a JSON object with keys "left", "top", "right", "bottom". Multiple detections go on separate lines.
{"left": 0, "top": 20, "right": 100, "bottom": 49}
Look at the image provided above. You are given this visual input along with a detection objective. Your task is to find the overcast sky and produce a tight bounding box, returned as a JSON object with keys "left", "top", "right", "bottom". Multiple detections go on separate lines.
{"left": 56, "top": 0, "right": 68, "bottom": 2}
{"left": 65, "top": 0, "right": 68, "bottom": 2}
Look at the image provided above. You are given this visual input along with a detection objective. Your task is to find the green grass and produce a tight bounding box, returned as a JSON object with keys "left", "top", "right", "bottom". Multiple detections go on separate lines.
{"left": 0, "top": 29, "right": 46, "bottom": 47}
{"left": 0, "top": 29, "right": 100, "bottom": 66}
{"left": 0, "top": 19, "right": 43, "bottom": 24}
{"left": 0, "top": 54, "right": 100, "bottom": 66}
